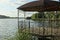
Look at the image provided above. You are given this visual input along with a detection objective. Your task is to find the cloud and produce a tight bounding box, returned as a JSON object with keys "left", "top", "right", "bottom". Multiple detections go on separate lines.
{"left": 0, "top": 0, "right": 29, "bottom": 9}
{"left": 0, "top": 0, "right": 9, "bottom": 3}
{"left": 11, "top": 0, "right": 29, "bottom": 6}
{"left": 0, "top": 0, "right": 10, "bottom": 4}
{"left": 51, "top": 0, "right": 59, "bottom": 1}
{"left": 0, "top": 0, "right": 35, "bottom": 17}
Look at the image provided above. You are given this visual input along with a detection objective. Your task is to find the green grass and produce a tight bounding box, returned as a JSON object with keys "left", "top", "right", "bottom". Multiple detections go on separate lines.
{"left": 8, "top": 29, "right": 32, "bottom": 40}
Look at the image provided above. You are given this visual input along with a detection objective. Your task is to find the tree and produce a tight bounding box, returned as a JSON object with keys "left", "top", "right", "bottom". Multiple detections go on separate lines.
{"left": 31, "top": 12, "right": 46, "bottom": 20}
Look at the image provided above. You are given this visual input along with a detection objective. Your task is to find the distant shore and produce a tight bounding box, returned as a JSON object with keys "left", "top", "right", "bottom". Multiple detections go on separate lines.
{"left": 0, "top": 17, "right": 24, "bottom": 19}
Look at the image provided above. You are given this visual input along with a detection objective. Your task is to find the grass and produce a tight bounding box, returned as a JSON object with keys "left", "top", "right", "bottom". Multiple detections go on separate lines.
{"left": 8, "top": 28, "right": 32, "bottom": 40}
{"left": 7, "top": 27, "right": 60, "bottom": 40}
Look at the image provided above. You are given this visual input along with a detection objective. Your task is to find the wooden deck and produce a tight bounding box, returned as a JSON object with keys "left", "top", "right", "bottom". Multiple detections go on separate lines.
{"left": 31, "top": 33, "right": 60, "bottom": 37}
{"left": 21, "top": 27, "right": 60, "bottom": 37}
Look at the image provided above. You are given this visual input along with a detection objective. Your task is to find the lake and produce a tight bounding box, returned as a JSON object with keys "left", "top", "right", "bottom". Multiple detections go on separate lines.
{"left": 0, "top": 19, "right": 57, "bottom": 40}
{"left": 0, "top": 19, "right": 18, "bottom": 40}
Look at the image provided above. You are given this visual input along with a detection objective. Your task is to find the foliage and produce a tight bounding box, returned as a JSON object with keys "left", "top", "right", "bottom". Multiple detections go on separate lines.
{"left": 31, "top": 12, "right": 46, "bottom": 21}
{"left": 26, "top": 17, "right": 31, "bottom": 19}
{"left": 31, "top": 12, "right": 46, "bottom": 19}
{"left": 31, "top": 12, "right": 60, "bottom": 20}
{"left": 8, "top": 29, "right": 32, "bottom": 40}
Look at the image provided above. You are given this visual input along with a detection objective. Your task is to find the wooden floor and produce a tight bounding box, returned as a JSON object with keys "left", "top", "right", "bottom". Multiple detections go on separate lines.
{"left": 20, "top": 27, "right": 60, "bottom": 40}
{"left": 31, "top": 33, "right": 60, "bottom": 37}
{"left": 21, "top": 27, "right": 60, "bottom": 37}
{"left": 30, "top": 27, "right": 60, "bottom": 34}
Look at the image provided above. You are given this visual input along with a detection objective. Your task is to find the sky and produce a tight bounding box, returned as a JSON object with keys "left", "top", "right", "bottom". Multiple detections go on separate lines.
{"left": 0, "top": 0, "right": 36, "bottom": 17}
{"left": 0, "top": 0, "right": 59, "bottom": 17}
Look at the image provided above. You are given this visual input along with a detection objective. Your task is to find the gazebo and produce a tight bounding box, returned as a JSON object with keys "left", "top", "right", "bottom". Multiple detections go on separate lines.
{"left": 17, "top": 0, "right": 60, "bottom": 40}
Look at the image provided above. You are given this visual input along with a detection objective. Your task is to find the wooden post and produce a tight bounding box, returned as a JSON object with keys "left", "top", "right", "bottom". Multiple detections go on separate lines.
{"left": 24, "top": 11, "right": 26, "bottom": 31}
{"left": 17, "top": 9, "right": 19, "bottom": 30}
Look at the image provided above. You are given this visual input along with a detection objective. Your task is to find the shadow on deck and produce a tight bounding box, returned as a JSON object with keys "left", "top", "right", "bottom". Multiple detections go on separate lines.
{"left": 38, "top": 37, "right": 51, "bottom": 40}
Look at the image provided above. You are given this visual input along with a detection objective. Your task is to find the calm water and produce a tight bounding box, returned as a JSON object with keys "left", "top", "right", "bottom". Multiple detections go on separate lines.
{"left": 0, "top": 19, "right": 18, "bottom": 40}
{"left": 19, "top": 19, "right": 49, "bottom": 28}
{"left": 0, "top": 19, "right": 56, "bottom": 40}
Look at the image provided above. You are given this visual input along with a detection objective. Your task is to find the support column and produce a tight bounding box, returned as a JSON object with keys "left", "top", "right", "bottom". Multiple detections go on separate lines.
{"left": 17, "top": 9, "right": 19, "bottom": 30}
{"left": 23, "top": 11, "right": 26, "bottom": 31}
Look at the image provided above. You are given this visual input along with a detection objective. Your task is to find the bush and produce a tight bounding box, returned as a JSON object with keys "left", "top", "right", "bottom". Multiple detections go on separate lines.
{"left": 8, "top": 29, "right": 32, "bottom": 40}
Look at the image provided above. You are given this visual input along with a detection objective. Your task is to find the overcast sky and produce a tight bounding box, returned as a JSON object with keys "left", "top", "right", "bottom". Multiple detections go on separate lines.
{"left": 0, "top": 0, "right": 36, "bottom": 17}
{"left": 0, "top": 0, "right": 59, "bottom": 17}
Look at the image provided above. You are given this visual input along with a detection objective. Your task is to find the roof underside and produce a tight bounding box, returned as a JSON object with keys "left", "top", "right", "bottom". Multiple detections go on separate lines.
{"left": 17, "top": 0, "right": 60, "bottom": 12}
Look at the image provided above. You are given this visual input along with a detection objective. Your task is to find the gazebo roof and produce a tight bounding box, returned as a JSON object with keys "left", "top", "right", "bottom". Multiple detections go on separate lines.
{"left": 17, "top": 0, "right": 60, "bottom": 12}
